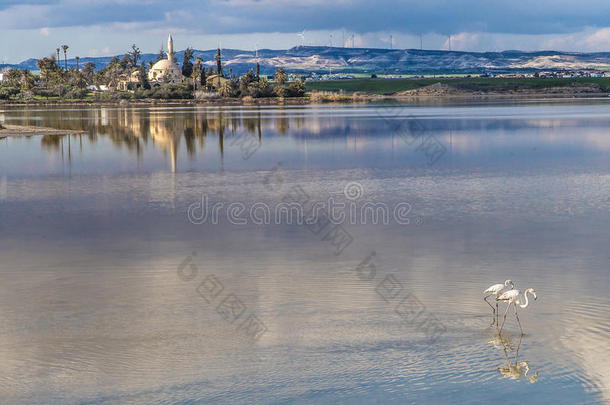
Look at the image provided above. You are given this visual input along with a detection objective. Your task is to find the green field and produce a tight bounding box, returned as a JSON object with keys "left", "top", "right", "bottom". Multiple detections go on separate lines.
{"left": 306, "top": 77, "right": 610, "bottom": 95}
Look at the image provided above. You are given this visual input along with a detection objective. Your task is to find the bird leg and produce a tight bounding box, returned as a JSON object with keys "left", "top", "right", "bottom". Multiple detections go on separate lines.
{"left": 513, "top": 303, "right": 523, "bottom": 335}
{"left": 499, "top": 301, "right": 512, "bottom": 334}
{"left": 484, "top": 294, "right": 496, "bottom": 323}
{"left": 496, "top": 302, "right": 499, "bottom": 326}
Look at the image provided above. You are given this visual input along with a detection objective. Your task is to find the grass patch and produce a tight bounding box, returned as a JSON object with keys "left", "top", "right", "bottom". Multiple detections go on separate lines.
{"left": 306, "top": 77, "right": 610, "bottom": 95}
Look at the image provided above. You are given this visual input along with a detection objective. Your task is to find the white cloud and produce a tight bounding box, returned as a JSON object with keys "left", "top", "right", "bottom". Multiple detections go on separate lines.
{"left": 4, "top": 1, "right": 610, "bottom": 63}
{"left": 541, "top": 27, "right": 610, "bottom": 52}
{"left": 445, "top": 33, "right": 484, "bottom": 52}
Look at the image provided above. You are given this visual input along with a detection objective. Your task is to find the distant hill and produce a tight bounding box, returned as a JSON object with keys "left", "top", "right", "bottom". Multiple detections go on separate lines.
{"left": 5, "top": 46, "right": 610, "bottom": 75}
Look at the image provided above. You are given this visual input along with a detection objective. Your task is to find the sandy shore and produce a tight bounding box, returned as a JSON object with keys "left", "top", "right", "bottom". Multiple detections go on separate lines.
{"left": 0, "top": 124, "right": 86, "bottom": 138}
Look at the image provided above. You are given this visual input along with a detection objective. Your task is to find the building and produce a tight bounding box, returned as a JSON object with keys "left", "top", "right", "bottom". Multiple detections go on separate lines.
{"left": 116, "top": 71, "right": 141, "bottom": 91}
{"left": 206, "top": 74, "right": 230, "bottom": 91}
{"left": 148, "top": 34, "right": 183, "bottom": 84}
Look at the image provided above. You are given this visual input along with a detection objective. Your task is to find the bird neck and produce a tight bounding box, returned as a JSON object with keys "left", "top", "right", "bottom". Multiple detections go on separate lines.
{"left": 519, "top": 291, "right": 530, "bottom": 308}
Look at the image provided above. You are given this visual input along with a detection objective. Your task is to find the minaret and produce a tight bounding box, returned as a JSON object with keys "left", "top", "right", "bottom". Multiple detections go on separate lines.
{"left": 168, "top": 33, "right": 174, "bottom": 63}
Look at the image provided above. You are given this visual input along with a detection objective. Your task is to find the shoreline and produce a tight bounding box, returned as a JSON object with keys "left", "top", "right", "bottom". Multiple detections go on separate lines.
{"left": 1, "top": 92, "right": 610, "bottom": 108}
{"left": 2, "top": 92, "right": 608, "bottom": 139}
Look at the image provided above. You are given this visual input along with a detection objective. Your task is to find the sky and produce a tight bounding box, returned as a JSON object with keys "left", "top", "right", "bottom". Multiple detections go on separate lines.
{"left": 2, "top": 0, "right": 610, "bottom": 63}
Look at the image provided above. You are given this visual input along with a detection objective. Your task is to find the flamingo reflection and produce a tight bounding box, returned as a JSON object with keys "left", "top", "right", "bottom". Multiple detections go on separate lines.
{"left": 490, "top": 333, "right": 539, "bottom": 383}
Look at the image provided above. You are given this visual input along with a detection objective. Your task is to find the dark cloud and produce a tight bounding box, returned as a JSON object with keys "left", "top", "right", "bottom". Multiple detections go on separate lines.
{"left": 2, "top": 0, "right": 610, "bottom": 36}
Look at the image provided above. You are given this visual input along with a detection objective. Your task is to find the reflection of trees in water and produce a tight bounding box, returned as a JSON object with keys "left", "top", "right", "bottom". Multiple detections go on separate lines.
{"left": 276, "top": 115, "right": 289, "bottom": 135}
{"left": 41, "top": 134, "right": 62, "bottom": 151}
{"left": 33, "top": 107, "right": 317, "bottom": 170}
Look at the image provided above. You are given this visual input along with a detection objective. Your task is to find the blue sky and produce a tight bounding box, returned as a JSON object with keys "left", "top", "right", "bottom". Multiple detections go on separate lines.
{"left": 2, "top": 0, "right": 610, "bottom": 62}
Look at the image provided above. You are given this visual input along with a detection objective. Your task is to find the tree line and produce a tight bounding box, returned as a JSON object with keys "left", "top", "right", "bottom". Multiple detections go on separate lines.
{"left": 1, "top": 44, "right": 305, "bottom": 101}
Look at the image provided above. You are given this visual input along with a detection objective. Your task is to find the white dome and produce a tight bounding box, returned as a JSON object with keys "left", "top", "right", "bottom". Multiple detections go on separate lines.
{"left": 150, "top": 59, "right": 179, "bottom": 71}
{"left": 148, "top": 58, "right": 182, "bottom": 83}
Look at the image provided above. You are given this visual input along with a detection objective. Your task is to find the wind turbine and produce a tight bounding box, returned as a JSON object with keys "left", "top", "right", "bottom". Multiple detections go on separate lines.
{"left": 297, "top": 30, "right": 306, "bottom": 47}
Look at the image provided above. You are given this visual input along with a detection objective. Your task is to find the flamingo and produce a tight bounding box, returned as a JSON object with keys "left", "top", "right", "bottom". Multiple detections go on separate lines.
{"left": 497, "top": 288, "right": 537, "bottom": 334}
{"left": 484, "top": 280, "right": 514, "bottom": 324}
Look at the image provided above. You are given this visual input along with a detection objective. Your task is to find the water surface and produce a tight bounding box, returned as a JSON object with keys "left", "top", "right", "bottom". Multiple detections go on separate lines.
{"left": 0, "top": 101, "right": 609, "bottom": 404}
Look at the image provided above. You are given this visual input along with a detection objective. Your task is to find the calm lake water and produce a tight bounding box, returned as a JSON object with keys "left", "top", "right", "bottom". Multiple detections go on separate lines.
{"left": 0, "top": 101, "right": 609, "bottom": 404}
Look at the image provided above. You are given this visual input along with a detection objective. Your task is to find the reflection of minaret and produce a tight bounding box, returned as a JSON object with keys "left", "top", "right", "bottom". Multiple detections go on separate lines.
{"left": 168, "top": 33, "right": 175, "bottom": 63}
{"left": 170, "top": 137, "right": 177, "bottom": 173}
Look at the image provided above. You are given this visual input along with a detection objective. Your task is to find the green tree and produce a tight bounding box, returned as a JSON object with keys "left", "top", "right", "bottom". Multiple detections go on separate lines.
{"left": 182, "top": 47, "right": 194, "bottom": 78}
{"left": 119, "top": 54, "right": 131, "bottom": 72}
{"left": 128, "top": 44, "right": 141, "bottom": 68}
{"left": 200, "top": 61, "right": 207, "bottom": 86}
{"left": 68, "top": 70, "right": 87, "bottom": 89}
{"left": 61, "top": 45, "right": 69, "bottom": 70}
{"left": 82, "top": 62, "right": 96, "bottom": 83}
{"left": 239, "top": 70, "right": 257, "bottom": 95}
{"left": 98, "top": 56, "right": 121, "bottom": 88}
{"left": 20, "top": 69, "right": 36, "bottom": 91}
{"left": 3, "top": 69, "right": 22, "bottom": 87}
{"left": 219, "top": 78, "right": 240, "bottom": 98}
{"left": 274, "top": 68, "right": 287, "bottom": 85}
{"left": 285, "top": 79, "right": 306, "bottom": 97}
{"left": 138, "top": 62, "right": 151, "bottom": 90}
{"left": 75, "top": 56, "right": 80, "bottom": 72}
{"left": 36, "top": 56, "right": 61, "bottom": 84}
{"left": 157, "top": 46, "right": 165, "bottom": 61}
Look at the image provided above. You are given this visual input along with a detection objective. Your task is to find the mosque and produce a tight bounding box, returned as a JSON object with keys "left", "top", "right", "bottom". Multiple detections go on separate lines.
{"left": 148, "top": 34, "right": 182, "bottom": 84}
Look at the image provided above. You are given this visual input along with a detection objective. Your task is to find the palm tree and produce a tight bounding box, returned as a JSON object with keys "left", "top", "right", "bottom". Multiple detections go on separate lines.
{"left": 75, "top": 56, "right": 80, "bottom": 72}
{"left": 56, "top": 48, "right": 60, "bottom": 67}
{"left": 61, "top": 45, "right": 69, "bottom": 70}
